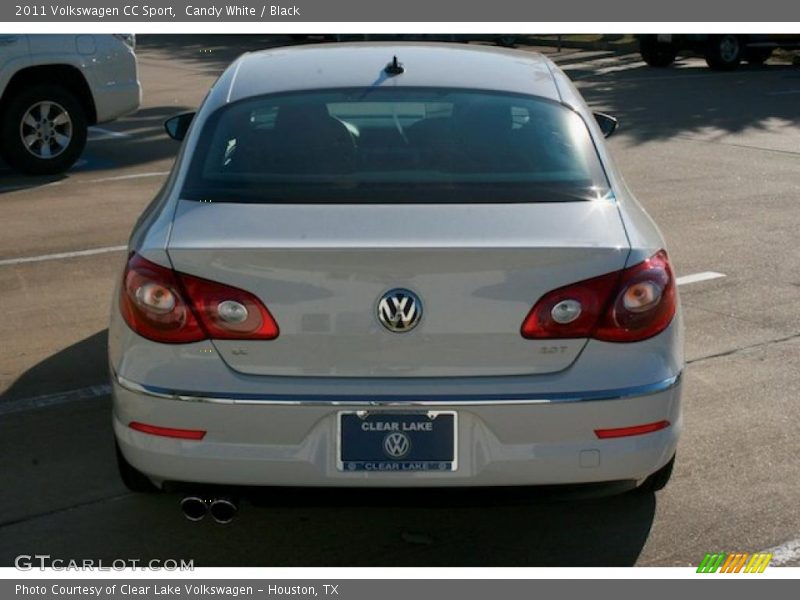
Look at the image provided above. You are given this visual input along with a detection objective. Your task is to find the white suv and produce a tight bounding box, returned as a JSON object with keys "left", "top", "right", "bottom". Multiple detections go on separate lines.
{"left": 0, "top": 34, "right": 141, "bottom": 175}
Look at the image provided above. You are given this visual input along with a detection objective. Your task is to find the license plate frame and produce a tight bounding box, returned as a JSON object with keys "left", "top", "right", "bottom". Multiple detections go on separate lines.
{"left": 337, "top": 411, "right": 458, "bottom": 473}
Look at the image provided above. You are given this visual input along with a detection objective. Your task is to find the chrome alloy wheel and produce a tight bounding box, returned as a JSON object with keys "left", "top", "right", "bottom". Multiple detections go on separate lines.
{"left": 19, "top": 101, "right": 73, "bottom": 159}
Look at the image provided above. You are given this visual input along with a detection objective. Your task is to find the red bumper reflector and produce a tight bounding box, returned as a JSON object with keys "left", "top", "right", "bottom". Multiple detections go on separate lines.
{"left": 129, "top": 421, "right": 206, "bottom": 440}
{"left": 594, "top": 420, "right": 670, "bottom": 439}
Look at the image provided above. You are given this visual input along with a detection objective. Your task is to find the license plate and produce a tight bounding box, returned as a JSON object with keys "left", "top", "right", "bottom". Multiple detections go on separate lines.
{"left": 337, "top": 411, "right": 457, "bottom": 472}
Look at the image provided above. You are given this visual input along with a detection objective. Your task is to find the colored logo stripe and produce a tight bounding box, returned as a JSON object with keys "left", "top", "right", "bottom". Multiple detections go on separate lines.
{"left": 697, "top": 552, "right": 772, "bottom": 573}
{"left": 744, "top": 553, "right": 772, "bottom": 573}
{"left": 697, "top": 553, "right": 726, "bottom": 573}
{"left": 720, "top": 553, "right": 749, "bottom": 573}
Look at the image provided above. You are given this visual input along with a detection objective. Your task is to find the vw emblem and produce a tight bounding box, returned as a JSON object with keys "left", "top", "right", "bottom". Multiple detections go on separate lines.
{"left": 383, "top": 432, "right": 411, "bottom": 459}
{"left": 377, "top": 288, "right": 422, "bottom": 333}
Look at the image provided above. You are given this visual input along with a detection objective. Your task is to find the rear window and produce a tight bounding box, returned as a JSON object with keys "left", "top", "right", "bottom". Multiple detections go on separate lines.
{"left": 182, "top": 87, "right": 610, "bottom": 204}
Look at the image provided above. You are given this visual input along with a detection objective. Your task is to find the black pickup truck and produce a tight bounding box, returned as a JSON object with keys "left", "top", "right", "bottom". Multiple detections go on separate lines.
{"left": 638, "top": 34, "right": 800, "bottom": 70}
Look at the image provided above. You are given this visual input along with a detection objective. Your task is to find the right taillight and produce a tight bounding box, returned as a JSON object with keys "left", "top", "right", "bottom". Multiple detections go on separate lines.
{"left": 593, "top": 250, "right": 676, "bottom": 342}
{"left": 119, "top": 253, "right": 279, "bottom": 344}
{"left": 521, "top": 249, "right": 676, "bottom": 343}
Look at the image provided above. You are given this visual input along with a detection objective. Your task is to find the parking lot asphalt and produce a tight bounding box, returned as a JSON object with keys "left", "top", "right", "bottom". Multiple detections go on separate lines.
{"left": 1, "top": 35, "right": 799, "bottom": 567}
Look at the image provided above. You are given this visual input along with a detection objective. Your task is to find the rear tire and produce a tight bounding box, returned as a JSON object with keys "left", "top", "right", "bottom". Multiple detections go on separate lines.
{"left": 705, "top": 35, "right": 743, "bottom": 70}
{"left": 116, "top": 442, "right": 159, "bottom": 493}
{"left": 639, "top": 36, "right": 677, "bottom": 67}
{"left": 638, "top": 454, "right": 675, "bottom": 493}
{"left": 0, "top": 84, "right": 88, "bottom": 175}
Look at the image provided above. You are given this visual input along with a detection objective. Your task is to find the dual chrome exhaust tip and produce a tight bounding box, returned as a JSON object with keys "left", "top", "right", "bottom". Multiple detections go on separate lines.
{"left": 180, "top": 496, "right": 238, "bottom": 524}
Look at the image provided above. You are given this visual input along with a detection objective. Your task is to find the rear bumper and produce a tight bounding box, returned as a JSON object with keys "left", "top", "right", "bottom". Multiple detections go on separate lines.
{"left": 113, "top": 375, "right": 682, "bottom": 488}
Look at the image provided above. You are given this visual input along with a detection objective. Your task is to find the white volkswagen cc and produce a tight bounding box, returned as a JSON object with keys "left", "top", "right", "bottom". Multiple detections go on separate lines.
{"left": 110, "top": 43, "right": 683, "bottom": 514}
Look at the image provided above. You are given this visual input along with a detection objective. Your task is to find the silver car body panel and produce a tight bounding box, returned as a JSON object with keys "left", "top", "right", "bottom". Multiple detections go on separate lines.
{"left": 166, "top": 199, "right": 628, "bottom": 377}
{"left": 112, "top": 379, "right": 682, "bottom": 487}
{"left": 108, "top": 316, "right": 683, "bottom": 402}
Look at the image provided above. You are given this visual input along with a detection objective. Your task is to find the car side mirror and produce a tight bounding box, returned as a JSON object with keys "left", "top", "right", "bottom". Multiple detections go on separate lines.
{"left": 594, "top": 112, "right": 618, "bottom": 138}
{"left": 164, "top": 112, "right": 195, "bottom": 141}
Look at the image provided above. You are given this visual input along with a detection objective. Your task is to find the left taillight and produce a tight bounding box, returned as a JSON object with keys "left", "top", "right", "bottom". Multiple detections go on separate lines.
{"left": 521, "top": 250, "right": 677, "bottom": 343}
{"left": 119, "top": 253, "right": 279, "bottom": 343}
{"left": 120, "top": 253, "right": 205, "bottom": 343}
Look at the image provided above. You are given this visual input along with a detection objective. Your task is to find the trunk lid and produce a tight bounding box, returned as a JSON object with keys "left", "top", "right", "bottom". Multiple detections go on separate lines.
{"left": 167, "top": 200, "right": 629, "bottom": 377}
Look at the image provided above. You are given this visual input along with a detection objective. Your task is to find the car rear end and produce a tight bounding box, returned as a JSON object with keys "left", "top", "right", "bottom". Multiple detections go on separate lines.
{"left": 110, "top": 45, "right": 682, "bottom": 490}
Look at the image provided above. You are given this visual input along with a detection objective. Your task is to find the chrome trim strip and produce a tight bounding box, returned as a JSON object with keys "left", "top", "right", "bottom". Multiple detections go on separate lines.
{"left": 114, "top": 372, "right": 681, "bottom": 407}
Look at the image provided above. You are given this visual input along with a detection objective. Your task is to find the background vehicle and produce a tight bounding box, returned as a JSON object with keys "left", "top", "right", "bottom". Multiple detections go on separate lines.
{"left": 638, "top": 34, "right": 800, "bottom": 70}
{"left": 0, "top": 34, "right": 140, "bottom": 175}
{"left": 110, "top": 44, "right": 682, "bottom": 508}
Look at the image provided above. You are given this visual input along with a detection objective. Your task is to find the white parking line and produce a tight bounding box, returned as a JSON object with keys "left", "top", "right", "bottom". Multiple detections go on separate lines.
{"left": 0, "top": 170, "right": 168, "bottom": 194}
{"left": 87, "top": 171, "right": 169, "bottom": 183}
{"left": 87, "top": 126, "right": 131, "bottom": 140}
{"left": 763, "top": 538, "right": 800, "bottom": 566}
{"left": 0, "top": 245, "right": 127, "bottom": 267}
{"left": 0, "top": 384, "right": 111, "bottom": 416}
{"left": 676, "top": 271, "right": 726, "bottom": 286}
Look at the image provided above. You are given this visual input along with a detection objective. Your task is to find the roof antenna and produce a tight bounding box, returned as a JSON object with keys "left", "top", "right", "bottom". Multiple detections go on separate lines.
{"left": 384, "top": 56, "right": 405, "bottom": 76}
